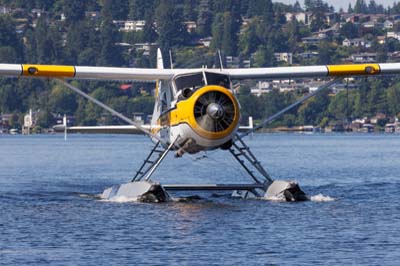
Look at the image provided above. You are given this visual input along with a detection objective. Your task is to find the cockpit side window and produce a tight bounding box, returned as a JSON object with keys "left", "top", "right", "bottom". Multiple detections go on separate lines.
{"left": 205, "top": 72, "right": 230, "bottom": 88}
{"left": 160, "top": 91, "right": 168, "bottom": 113}
{"left": 159, "top": 82, "right": 173, "bottom": 113}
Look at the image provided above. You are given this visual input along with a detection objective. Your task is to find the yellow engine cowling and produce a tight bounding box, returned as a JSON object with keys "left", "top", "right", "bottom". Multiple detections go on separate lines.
{"left": 170, "top": 85, "right": 240, "bottom": 142}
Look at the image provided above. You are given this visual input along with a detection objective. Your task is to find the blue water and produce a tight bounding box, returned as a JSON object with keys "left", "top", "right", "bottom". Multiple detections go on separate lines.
{"left": 1, "top": 134, "right": 400, "bottom": 265}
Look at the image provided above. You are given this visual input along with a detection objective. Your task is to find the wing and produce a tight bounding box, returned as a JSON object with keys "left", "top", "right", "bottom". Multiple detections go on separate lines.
{"left": 53, "top": 124, "right": 151, "bottom": 134}
{"left": 223, "top": 63, "right": 400, "bottom": 79}
{"left": 0, "top": 63, "right": 188, "bottom": 81}
{"left": 2, "top": 62, "right": 400, "bottom": 81}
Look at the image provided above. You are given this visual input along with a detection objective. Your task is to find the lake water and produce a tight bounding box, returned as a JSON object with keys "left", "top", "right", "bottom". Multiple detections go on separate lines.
{"left": 1, "top": 133, "right": 400, "bottom": 265}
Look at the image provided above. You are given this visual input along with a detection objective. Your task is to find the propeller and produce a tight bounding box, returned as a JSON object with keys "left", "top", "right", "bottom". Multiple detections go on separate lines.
{"left": 194, "top": 90, "right": 235, "bottom": 133}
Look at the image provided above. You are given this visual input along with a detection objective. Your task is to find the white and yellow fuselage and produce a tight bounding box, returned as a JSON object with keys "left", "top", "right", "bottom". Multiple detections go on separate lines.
{"left": 151, "top": 72, "right": 241, "bottom": 154}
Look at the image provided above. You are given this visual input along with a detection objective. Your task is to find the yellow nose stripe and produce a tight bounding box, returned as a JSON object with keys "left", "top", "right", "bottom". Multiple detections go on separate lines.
{"left": 22, "top": 65, "right": 75, "bottom": 78}
{"left": 327, "top": 64, "right": 380, "bottom": 76}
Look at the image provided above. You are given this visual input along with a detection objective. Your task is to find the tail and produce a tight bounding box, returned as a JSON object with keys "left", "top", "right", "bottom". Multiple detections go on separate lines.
{"left": 151, "top": 49, "right": 164, "bottom": 131}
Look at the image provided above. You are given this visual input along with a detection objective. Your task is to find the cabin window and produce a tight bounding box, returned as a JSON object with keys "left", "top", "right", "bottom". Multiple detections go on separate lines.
{"left": 205, "top": 72, "right": 230, "bottom": 88}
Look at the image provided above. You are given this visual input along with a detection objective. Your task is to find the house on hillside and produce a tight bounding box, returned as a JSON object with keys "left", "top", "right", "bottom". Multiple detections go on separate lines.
{"left": 387, "top": 31, "right": 400, "bottom": 41}
{"left": 0, "top": 114, "right": 11, "bottom": 133}
{"left": 134, "top": 43, "right": 158, "bottom": 56}
{"left": 0, "top": 6, "right": 11, "bottom": 14}
{"left": 285, "top": 12, "right": 312, "bottom": 26}
{"left": 85, "top": 11, "right": 100, "bottom": 20}
{"left": 198, "top": 37, "right": 212, "bottom": 47}
{"left": 114, "top": 20, "right": 145, "bottom": 32}
{"left": 274, "top": 52, "right": 293, "bottom": 65}
{"left": 342, "top": 38, "right": 372, "bottom": 48}
{"left": 362, "top": 21, "right": 383, "bottom": 29}
{"left": 350, "top": 53, "right": 377, "bottom": 63}
{"left": 251, "top": 81, "right": 272, "bottom": 96}
{"left": 302, "top": 36, "right": 324, "bottom": 45}
{"left": 184, "top": 21, "right": 197, "bottom": 33}
{"left": 384, "top": 20, "right": 394, "bottom": 29}
{"left": 299, "top": 51, "right": 319, "bottom": 59}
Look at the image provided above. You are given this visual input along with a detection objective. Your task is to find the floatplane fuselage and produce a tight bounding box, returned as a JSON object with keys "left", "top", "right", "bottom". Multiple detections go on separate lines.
{"left": 151, "top": 70, "right": 240, "bottom": 156}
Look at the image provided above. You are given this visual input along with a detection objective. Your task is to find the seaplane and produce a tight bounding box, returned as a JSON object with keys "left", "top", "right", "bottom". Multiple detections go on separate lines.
{"left": 1, "top": 49, "right": 400, "bottom": 202}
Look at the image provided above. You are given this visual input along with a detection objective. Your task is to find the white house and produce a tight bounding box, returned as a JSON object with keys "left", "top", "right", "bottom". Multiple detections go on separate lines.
{"left": 184, "top": 21, "right": 197, "bottom": 33}
{"left": 274, "top": 52, "right": 293, "bottom": 65}
{"left": 251, "top": 81, "right": 272, "bottom": 96}
{"left": 384, "top": 20, "right": 394, "bottom": 29}
{"left": 387, "top": 31, "right": 400, "bottom": 41}
{"left": 351, "top": 53, "right": 377, "bottom": 63}
{"left": 285, "top": 12, "right": 312, "bottom": 26}
{"left": 123, "top": 20, "right": 145, "bottom": 32}
{"left": 342, "top": 38, "right": 372, "bottom": 48}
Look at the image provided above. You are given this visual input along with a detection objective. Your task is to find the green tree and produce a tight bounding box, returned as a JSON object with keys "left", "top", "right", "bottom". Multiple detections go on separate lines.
{"left": 63, "top": 0, "right": 85, "bottom": 26}
{"left": 197, "top": 0, "right": 212, "bottom": 36}
{"left": 386, "top": 82, "right": 400, "bottom": 116}
{"left": 0, "top": 16, "right": 23, "bottom": 62}
{"left": 253, "top": 45, "right": 276, "bottom": 67}
{"left": 340, "top": 22, "right": 358, "bottom": 39}
{"left": 48, "top": 85, "right": 78, "bottom": 115}
{"left": 183, "top": 0, "right": 198, "bottom": 21}
{"left": 97, "top": 15, "right": 124, "bottom": 66}
{"left": 221, "top": 12, "right": 238, "bottom": 55}
{"left": 156, "top": 0, "right": 188, "bottom": 53}
{"left": 348, "top": 4, "right": 354, "bottom": 13}
{"left": 211, "top": 13, "right": 224, "bottom": 50}
{"left": 317, "top": 41, "right": 337, "bottom": 64}
{"left": 297, "top": 91, "right": 330, "bottom": 125}
{"left": 354, "top": 0, "right": 368, "bottom": 14}
{"left": 102, "top": 0, "right": 128, "bottom": 20}
{"left": 239, "top": 18, "right": 262, "bottom": 55}
{"left": 128, "top": 0, "right": 156, "bottom": 20}
{"left": 34, "top": 17, "right": 63, "bottom": 64}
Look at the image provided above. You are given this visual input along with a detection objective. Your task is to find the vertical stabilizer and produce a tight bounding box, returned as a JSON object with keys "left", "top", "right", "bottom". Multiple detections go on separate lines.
{"left": 152, "top": 49, "right": 164, "bottom": 132}
{"left": 157, "top": 48, "right": 164, "bottom": 69}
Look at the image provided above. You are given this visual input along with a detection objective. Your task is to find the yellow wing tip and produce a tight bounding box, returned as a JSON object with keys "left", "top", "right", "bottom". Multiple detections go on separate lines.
{"left": 22, "top": 64, "right": 75, "bottom": 78}
{"left": 327, "top": 64, "right": 380, "bottom": 76}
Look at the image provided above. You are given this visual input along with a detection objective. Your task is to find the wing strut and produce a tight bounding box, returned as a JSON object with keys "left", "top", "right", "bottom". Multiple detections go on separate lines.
{"left": 239, "top": 77, "right": 341, "bottom": 138}
{"left": 57, "top": 79, "right": 164, "bottom": 143}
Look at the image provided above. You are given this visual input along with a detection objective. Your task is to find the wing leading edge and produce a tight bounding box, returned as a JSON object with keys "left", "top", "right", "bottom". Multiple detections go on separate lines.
{"left": 1, "top": 62, "right": 400, "bottom": 80}
{"left": 224, "top": 63, "right": 400, "bottom": 79}
{"left": 0, "top": 64, "right": 177, "bottom": 81}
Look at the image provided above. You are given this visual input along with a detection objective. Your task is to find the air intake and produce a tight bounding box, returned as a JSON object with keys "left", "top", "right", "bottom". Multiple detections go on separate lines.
{"left": 194, "top": 90, "right": 235, "bottom": 133}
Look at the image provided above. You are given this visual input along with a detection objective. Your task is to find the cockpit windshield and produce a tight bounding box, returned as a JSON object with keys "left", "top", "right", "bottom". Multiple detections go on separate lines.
{"left": 205, "top": 72, "right": 230, "bottom": 88}
{"left": 173, "top": 72, "right": 231, "bottom": 100}
{"left": 175, "top": 73, "right": 204, "bottom": 92}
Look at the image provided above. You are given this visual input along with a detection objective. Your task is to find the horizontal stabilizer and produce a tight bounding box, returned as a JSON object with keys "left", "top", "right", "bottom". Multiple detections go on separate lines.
{"left": 53, "top": 124, "right": 151, "bottom": 134}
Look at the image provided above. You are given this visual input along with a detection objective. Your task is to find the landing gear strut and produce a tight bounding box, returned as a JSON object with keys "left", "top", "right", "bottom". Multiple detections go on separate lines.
{"left": 230, "top": 134, "right": 307, "bottom": 201}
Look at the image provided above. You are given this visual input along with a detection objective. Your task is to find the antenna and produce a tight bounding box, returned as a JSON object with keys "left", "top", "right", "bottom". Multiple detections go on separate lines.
{"left": 169, "top": 50, "right": 173, "bottom": 69}
{"left": 218, "top": 49, "right": 224, "bottom": 70}
{"left": 63, "top": 114, "right": 67, "bottom": 141}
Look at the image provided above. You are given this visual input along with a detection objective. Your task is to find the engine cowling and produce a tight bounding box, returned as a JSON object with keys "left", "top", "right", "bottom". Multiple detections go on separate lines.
{"left": 170, "top": 85, "right": 240, "bottom": 142}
